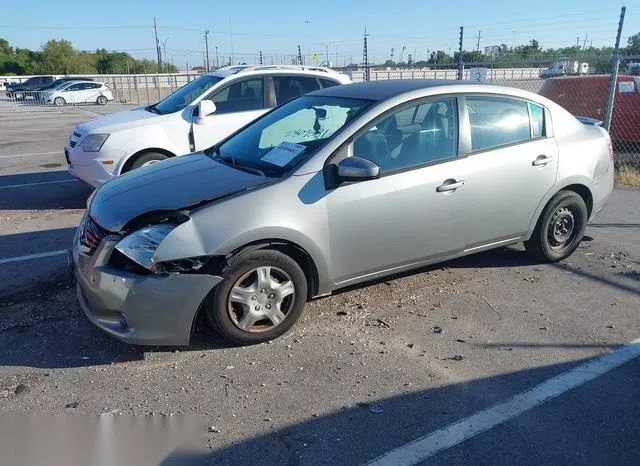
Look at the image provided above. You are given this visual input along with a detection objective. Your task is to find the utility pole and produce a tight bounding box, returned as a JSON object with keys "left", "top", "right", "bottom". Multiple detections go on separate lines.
{"left": 325, "top": 43, "right": 329, "bottom": 66}
{"left": 475, "top": 30, "right": 482, "bottom": 63}
{"left": 154, "top": 17, "right": 162, "bottom": 73}
{"left": 215, "top": 46, "right": 219, "bottom": 69}
{"left": 576, "top": 36, "right": 580, "bottom": 49}
{"left": 259, "top": 51, "right": 263, "bottom": 65}
{"left": 162, "top": 37, "right": 170, "bottom": 72}
{"left": 458, "top": 26, "right": 464, "bottom": 80}
{"left": 298, "top": 45, "right": 303, "bottom": 65}
{"left": 603, "top": 6, "right": 626, "bottom": 131}
{"left": 204, "top": 30, "right": 210, "bottom": 72}
{"left": 363, "top": 27, "right": 370, "bottom": 81}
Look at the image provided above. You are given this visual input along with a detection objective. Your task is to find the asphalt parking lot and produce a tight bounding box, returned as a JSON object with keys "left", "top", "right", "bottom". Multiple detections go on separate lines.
{"left": 0, "top": 101, "right": 639, "bottom": 465}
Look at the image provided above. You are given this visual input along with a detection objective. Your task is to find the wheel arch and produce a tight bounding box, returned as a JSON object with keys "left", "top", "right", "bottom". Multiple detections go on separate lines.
{"left": 526, "top": 179, "right": 594, "bottom": 239}
{"left": 120, "top": 147, "right": 177, "bottom": 174}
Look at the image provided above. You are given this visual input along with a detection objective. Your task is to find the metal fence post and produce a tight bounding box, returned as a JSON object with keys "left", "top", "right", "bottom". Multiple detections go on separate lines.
{"left": 145, "top": 74, "right": 150, "bottom": 105}
{"left": 603, "top": 6, "right": 626, "bottom": 131}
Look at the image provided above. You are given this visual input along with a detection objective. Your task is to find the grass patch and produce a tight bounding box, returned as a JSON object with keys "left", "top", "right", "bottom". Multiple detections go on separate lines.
{"left": 615, "top": 167, "right": 640, "bottom": 188}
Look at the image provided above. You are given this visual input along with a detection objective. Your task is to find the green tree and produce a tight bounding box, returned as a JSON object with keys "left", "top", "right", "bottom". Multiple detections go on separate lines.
{"left": 627, "top": 33, "right": 640, "bottom": 55}
{"left": 40, "top": 39, "right": 77, "bottom": 74}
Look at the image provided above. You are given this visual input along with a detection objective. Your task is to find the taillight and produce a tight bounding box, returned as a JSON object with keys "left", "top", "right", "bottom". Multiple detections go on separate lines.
{"left": 607, "top": 138, "right": 614, "bottom": 161}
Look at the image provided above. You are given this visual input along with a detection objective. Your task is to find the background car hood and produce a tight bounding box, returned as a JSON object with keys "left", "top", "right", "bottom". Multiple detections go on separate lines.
{"left": 76, "top": 107, "right": 165, "bottom": 134}
{"left": 89, "top": 153, "right": 269, "bottom": 232}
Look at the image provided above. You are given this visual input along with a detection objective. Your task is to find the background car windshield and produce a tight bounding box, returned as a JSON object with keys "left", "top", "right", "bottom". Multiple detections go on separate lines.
{"left": 153, "top": 75, "right": 223, "bottom": 114}
{"left": 214, "top": 95, "right": 372, "bottom": 176}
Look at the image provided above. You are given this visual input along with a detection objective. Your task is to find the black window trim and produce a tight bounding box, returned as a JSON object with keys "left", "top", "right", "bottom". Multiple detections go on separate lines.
{"left": 461, "top": 93, "right": 552, "bottom": 156}
{"left": 324, "top": 93, "right": 465, "bottom": 182}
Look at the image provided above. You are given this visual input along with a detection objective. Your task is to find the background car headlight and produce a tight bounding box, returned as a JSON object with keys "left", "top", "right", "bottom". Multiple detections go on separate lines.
{"left": 80, "top": 134, "right": 110, "bottom": 152}
{"left": 114, "top": 224, "right": 177, "bottom": 271}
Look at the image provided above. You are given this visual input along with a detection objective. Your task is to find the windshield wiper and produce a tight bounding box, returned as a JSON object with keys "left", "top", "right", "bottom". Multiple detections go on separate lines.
{"left": 213, "top": 151, "right": 265, "bottom": 177}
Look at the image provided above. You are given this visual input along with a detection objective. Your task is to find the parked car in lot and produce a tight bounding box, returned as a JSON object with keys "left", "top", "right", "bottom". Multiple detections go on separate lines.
{"left": 39, "top": 76, "right": 94, "bottom": 93}
{"left": 6, "top": 75, "right": 57, "bottom": 99}
{"left": 40, "top": 80, "right": 113, "bottom": 106}
{"left": 65, "top": 65, "right": 351, "bottom": 187}
{"left": 539, "top": 74, "right": 640, "bottom": 145}
{"left": 73, "top": 80, "right": 614, "bottom": 346}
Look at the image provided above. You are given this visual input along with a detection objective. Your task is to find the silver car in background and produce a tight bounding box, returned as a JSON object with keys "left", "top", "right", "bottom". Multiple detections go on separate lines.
{"left": 73, "top": 80, "right": 614, "bottom": 346}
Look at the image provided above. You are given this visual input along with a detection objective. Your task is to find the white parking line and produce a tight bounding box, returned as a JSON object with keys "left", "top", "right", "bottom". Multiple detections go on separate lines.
{"left": 365, "top": 337, "right": 640, "bottom": 466}
{"left": 0, "top": 151, "right": 61, "bottom": 158}
{"left": 0, "top": 179, "right": 79, "bottom": 189}
{"left": 0, "top": 249, "right": 70, "bottom": 266}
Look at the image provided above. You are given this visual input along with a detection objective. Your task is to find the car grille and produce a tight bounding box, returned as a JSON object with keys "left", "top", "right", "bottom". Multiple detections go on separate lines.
{"left": 79, "top": 216, "right": 109, "bottom": 255}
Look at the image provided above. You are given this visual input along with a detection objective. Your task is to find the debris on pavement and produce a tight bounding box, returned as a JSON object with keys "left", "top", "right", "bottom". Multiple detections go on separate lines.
{"left": 432, "top": 325, "right": 443, "bottom": 334}
{"left": 450, "top": 355, "right": 464, "bottom": 361}
{"left": 208, "top": 426, "right": 221, "bottom": 433}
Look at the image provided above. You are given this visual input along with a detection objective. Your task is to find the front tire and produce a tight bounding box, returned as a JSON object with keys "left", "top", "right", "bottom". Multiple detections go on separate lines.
{"left": 525, "top": 190, "right": 588, "bottom": 262}
{"left": 54, "top": 97, "right": 66, "bottom": 107}
{"left": 96, "top": 95, "right": 108, "bottom": 105}
{"left": 205, "top": 249, "right": 308, "bottom": 345}
{"left": 126, "top": 152, "right": 168, "bottom": 171}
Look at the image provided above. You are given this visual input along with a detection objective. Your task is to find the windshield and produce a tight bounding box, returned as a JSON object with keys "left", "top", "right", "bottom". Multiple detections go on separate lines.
{"left": 151, "top": 75, "right": 223, "bottom": 115}
{"left": 209, "top": 95, "right": 372, "bottom": 177}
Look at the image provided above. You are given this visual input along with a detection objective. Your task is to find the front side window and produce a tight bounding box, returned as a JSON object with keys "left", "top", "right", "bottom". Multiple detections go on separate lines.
{"left": 273, "top": 76, "right": 321, "bottom": 104}
{"left": 466, "top": 96, "right": 532, "bottom": 152}
{"left": 207, "top": 78, "right": 265, "bottom": 114}
{"left": 210, "top": 95, "right": 371, "bottom": 177}
{"left": 152, "top": 74, "right": 223, "bottom": 115}
{"left": 353, "top": 97, "right": 458, "bottom": 174}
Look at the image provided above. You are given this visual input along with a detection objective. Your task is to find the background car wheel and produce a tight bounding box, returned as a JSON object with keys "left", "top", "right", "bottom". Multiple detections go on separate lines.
{"left": 96, "top": 95, "right": 108, "bottom": 105}
{"left": 127, "top": 152, "right": 168, "bottom": 171}
{"left": 205, "top": 249, "right": 308, "bottom": 345}
{"left": 54, "top": 97, "right": 66, "bottom": 107}
{"left": 525, "top": 190, "right": 588, "bottom": 262}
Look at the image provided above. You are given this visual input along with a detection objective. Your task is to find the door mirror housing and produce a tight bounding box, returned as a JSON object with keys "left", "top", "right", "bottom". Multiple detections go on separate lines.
{"left": 337, "top": 156, "right": 380, "bottom": 182}
{"left": 195, "top": 100, "right": 217, "bottom": 124}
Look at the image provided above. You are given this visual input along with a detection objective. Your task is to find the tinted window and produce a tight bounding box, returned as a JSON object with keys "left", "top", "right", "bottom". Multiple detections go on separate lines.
{"left": 67, "top": 83, "right": 83, "bottom": 91}
{"left": 274, "top": 76, "right": 321, "bottom": 105}
{"left": 466, "top": 97, "right": 531, "bottom": 152}
{"left": 320, "top": 78, "right": 340, "bottom": 88}
{"left": 209, "top": 78, "right": 265, "bottom": 114}
{"left": 354, "top": 98, "right": 458, "bottom": 174}
{"left": 153, "top": 74, "right": 223, "bottom": 115}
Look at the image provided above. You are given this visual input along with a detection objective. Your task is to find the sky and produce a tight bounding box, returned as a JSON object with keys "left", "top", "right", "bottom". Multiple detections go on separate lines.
{"left": 2, "top": 0, "right": 639, "bottom": 68}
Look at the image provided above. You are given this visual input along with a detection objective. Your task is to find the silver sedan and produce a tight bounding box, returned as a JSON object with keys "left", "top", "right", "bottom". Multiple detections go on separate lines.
{"left": 73, "top": 79, "right": 614, "bottom": 346}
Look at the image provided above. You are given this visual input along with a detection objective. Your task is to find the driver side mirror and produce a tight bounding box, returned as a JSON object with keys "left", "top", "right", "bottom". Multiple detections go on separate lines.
{"left": 337, "top": 156, "right": 380, "bottom": 182}
{"left": 195, "top": 100, "right": 217, "bottom": 124}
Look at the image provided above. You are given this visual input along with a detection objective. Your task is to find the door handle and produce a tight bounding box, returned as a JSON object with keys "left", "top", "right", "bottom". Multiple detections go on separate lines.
{"left": 532, "top": 155, "right": 555, "bottom": 166}
{"left": 436, "top": 179, "right": 465, "bottom": 193}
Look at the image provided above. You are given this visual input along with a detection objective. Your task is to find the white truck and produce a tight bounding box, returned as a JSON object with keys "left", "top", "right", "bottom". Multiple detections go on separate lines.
{"left": 540, "top": 58, "right": 589, "bottom": 79}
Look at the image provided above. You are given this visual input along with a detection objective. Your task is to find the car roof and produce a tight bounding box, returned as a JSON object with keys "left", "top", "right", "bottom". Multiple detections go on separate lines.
{"left": 309, "top": 79, "right": 481, "bottom": 101}
{"left": 206, "top": 64, "right": 346, "bottom": 80}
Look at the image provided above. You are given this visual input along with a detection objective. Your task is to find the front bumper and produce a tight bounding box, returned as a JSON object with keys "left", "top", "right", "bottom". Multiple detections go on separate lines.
{"left": 73, "top": 235, "right": 222, "bottom": 346}
{"left": 65, "top": 145, "right": 119, "bottom": 188}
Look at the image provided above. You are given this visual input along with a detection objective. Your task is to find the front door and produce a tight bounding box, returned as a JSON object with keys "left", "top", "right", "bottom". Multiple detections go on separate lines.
{"left": 192, "top": 77, "right": 269, "bottom": 151}
{"left": 326, "top": 97, "right": 469, "bottom": 286}
{"left": 461, "top": 96, "right": 559, "bottom": 249}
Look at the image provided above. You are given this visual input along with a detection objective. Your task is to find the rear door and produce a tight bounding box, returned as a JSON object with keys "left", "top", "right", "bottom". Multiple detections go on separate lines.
{"left": 192, "top": 77, "right": 269, "bottom": 150}
{"left": 81, "top": 82, "right": 101, "bottom": 103}
{"left": 460, "top": 95, "right": 558, "bottom": 249}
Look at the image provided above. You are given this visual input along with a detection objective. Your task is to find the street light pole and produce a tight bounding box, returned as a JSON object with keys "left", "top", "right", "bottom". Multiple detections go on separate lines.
{"left": 162, "top": 37, "right": 170, "bottom": 72}
{"left": 215, "top": 46, "right": 219, "bottom": 69}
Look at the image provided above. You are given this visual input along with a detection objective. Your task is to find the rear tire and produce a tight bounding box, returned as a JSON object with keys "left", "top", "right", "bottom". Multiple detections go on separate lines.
{"left": 205, "top": 249, "right": 307, "bottom": 345}
{"left": 96, "top": 95, "right": 108, "bottom": 105}
{"left": 126, "top": 152, "right": 168, "bottom": 172}
{"left": 54, "top": 97, "right": 66, "bottom": 107}
{"left": 525, "top": 190, "right": 588, "bottom": 262}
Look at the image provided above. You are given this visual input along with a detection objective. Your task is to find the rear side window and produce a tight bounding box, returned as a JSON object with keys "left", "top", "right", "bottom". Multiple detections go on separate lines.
{"left": 320, "top": 78, "right": 340, "bottom": 88}
{"left": 273, "top": 76, "right": 321, "bottom": 105}
{"left": 209, "top": 78, "right": 265, "bottom": 114}
{"left": 529, "top": 102, "right": 545, "bottom": 138}
{"left": 466, "top": 96, "right": 532, "bottom": 152}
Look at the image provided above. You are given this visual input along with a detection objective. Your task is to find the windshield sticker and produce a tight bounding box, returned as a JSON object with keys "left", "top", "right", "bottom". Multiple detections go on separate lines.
{"left": 619, "top": 81, "right": 635, "bottom": 93}
{"left": 261, "top": 142, "right": 306, "bottom": 167}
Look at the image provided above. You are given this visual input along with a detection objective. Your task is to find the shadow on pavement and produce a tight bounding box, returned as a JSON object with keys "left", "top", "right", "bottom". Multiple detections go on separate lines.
{"left": 157, "top": 353, "right": 639, "bottom": 466}
{"left": 0, "top": 170, "right": 92, "bottom": 210}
